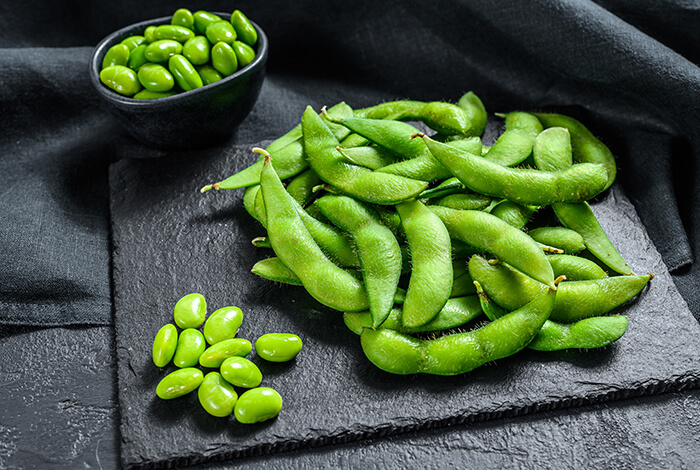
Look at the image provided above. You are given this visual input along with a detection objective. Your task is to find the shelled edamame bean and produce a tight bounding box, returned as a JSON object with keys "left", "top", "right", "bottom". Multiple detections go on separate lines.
{"left": 151, "top": 293, "right": 296, "bottom": 423}
{"left": 202, "top": 91, "right": 651, "bottom": 378}
{"left": 99, "top": 8, "right": 259, "bottom": 98}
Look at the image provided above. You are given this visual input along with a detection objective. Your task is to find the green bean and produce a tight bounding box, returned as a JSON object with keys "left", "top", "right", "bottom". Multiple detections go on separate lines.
{"left": 137, "top": 63, "right": 175, "bottom": 93}
{"left": 203, "top": 306, "right": 243, "bottom": 345}
{"left": 234, "top": 387, "right": 283, "bottom": 424}
{"left": 171, "top": 8, "right": 195, "bottom": 30}
{"left": 259, "top": 152, "right": 368, "bottom": 312}
{"left": 456, "top": 91, "right": 487, "bottom": 137}
{"left": 100, "top": 65, "right": 141, "bottom": 96}
{"left": 127, "top": 44, "right": 148, "bottom": 70}
{"left": 199, "top": 338, "right": 252, "bottom": 368}
{"left": 201, "top": 102, "right": 355, "bottom": 192}
{"left": 303, "top": 107, "right": 428, "bottom": 204}
{"left": 527, "top": 226, "right": 586, "bottom": 254}
{"left": 547, "top": 254, "right": 608, "bottom": 281}
{"left": 255, "top": 333, "right": 303, "bottom": 362}
{"left": 360, "top": 289, "right": 555, "bottom": 375}
{"left": 102, "top": 44, "right": 130, "bottom": 68}
{"left": 173, "top": 293, "right": 206, "bottom": 328}
{"left": 152, "top": 324, "right": 178, "bottom": 367}
{"left": 468, "top": 255, "right": 651, "bottom": 322}
{"left": 121, "top": 35, "right": 146, "bottom": 51}
{"left": 198, "top": 372, "right": 238, "bottom": 417}
{"left": 430, "top": 206, "right": 555, "bottom": 288}
{"left": 183, "top": 36, "right": 211, "bottom": 65}
{"left": 206, "top": 21, "right": 237, "bottom": 46}
{"left": 193, "top": 11, "right": 222, "bottom": 35}
{"left": 230, "top": 10, "right": 258, "bottom": 47}
{"left": 396, "top": 200, "right": 453, "bottom": 327}
{"left": 421, "top": 134, "right": 608, "bottom": 205}
{"left": 211, "top": 42, "right": 238, "bottom": 76}
{"left": 344, "top": 296, "right": 483, "bottom": 335}
{"left": 156, "top": 368, "right": 203, "bottom": 399}
{"left": 173, "top": 328, "right": 206, "bottom": 368}
{"left": 317, "top": 195, "right": 402, "bottom": 327}
{"left": 154, "top": 25, "right": 195, "bottom": 43}
{"left": 220, "top": 356, "right": 262, "bottom": 388}
{"left": 534, "top": 113, "right": 616, "bottom": 190}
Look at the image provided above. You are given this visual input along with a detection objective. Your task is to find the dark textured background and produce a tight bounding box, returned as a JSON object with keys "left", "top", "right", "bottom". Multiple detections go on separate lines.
{"left": 1, "top": 0, "right": 700, "bottom": 468}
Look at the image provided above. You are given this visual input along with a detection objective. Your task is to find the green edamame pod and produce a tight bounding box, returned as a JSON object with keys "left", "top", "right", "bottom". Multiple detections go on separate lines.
{"left": 100, "top": 65, "right": 141, "bottom": 96}
{"left": 183, "top": 36, "right": 211, "bottom": 65}
{"left": 201, "top": 102, "right": 355, "bottom": 192}
{"left": 173, "top": 293, "right": 206, "bottom": 328}
{"left": 156, "top": 368, "right": 203, "bottom": 399}
{"left": 531, "top": 123, "right": 632, "bottom": 274}
{"left": 303, "top": 107, "right": 428, "bottom": 205}
{"left": 137, "top": 63, "right": 175, "bottom": 92}
{"left": 154, "top": 25, "right": 195, "bottom": 43}
{"left": 251, "top": 257, "right": 303, "bottom": 285}
{"left": 199, "top": 338, "right": 253, "bottom": 368}
{"left": 173, "top": 328, "right": 206, "bottom": 368}
{"left": 344, "top": 296, "right": 483, "bottom": 335}
{"left": 203, "top": 306, "right": 243, "bottom": 345}
{"left": 286, "top": 168, "right": 323, "bottom": 207}
{"left": 353, "top": 100, "right": 426, "bottom": 119}
{"left": 336, "top": 146, "right": 400, "bottom": 170}
{"left": 468, "top": 256, "right": 651, "bottom": 322}
{"left": 457, "top": 91, "right": 487, "bottom": 137}
{"left": 144, "top": 39, "right": 183, "bottom": 63}
{"left": 206, "top": 20, "right": 237, "bottom": 45}
{"left": 220, "top": 356, "right": 262, "bottom": 388}
{"left": 483, "top": 129, "right": 538, "bottom": 167}
{"left": 171, "top": 8, "right": 195, "bottom": 30}
{"left": 488, "top": 200, "right": 537, "bottom": 229}
{"left": 152, "top": 324, "right": 178, "bottom": 367}
{"left": 360, "top": 289, "right": 555, "bottom": 375}
{"left": 419, "top": 177, "right": 466, "bottom": 199}
{"left": 168, "top": 54, "right": 203, "bottom": 91}
{"left": 102, "top": 44, "right": 130, "bottom": 68}
{"left": 397, "top": 199, "right": 453, "bottom": 328}
{"left": 534, "top": 113, "right": 616, "bottom": 190}
{"left": 259, "top": 152, "right": 369, "bottom": 312}
{"left": 198, "top": 372, "right": 238, "bottom": 417}
{"left": 255, "top": 333, "right": 303, "bottom": 362}
{"left": 432, "top": 193, "right": 492, "bottom": 211}
{"left": 193, "top": 10, "right": 222, "bottom": 34}
{"left": 503, "top": 111, "right": 544, "bottom": 135}
{"left": 317, "top": 195, "right": 403, "bottom": 327}
{"left": 232, "top": 40, "right": 256, "bottom": 67}
{"left": 197, "top": 64, "right": 223, "bottom": 85}
{"left": 422, "top": 134, "right": 608, "bottom": 206}
{"left": 451, "top": 271, "right": 477, "bottom": 297}
{"left": 527, "top": 226, "right": 586, "bottom": 254}
{"left": 231, "top": 10, "right": 258, "bottom": 46}
{"left": 528, "top": 316, "right": 628, "bottom": 351}
{"left": 547, "top": 254, "right": 608, "bottom": 281}
{"left": 234, "top": 387, "right": 283, "bottom": 424}
{"left": 430, "top": 206, "right": 555, "bottom": 288}
{"left": 411, "top": 101, "right": 474, "bottom": 136}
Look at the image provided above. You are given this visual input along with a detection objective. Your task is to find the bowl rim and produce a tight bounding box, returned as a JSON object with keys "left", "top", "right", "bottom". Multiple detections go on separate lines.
{"left": 89, "top": 12, "right": 268, "bottom": 108}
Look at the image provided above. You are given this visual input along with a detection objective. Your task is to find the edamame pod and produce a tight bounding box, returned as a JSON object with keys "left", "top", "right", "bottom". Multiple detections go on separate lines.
{"left": 547, "top": 254, "right": 608, "bottom": 281}
{"left": 432, "top": 193, "right": 492, "bottom": 211}
{"left": 303, "top": 107, "right": 428, "bottom": 205}
{"left": 251, "top": 257, "right": 303, "bottom": 285}
{"left": 430, "top": 206, "right": 555, "bottom": 288}
{"left": 317, "top": 195, "right": 402, "bottom": 327}
{"left": 259, "top": 152, "right": 369, "bottom": 312}
{"left": 528, "top": 316, "right": 628, "bottom": 351}
{"left": 397, "top": 199, "right": 453, "bottom": 327}
{"left": 457, "top": 91, "right": 487, "bottom": 137}
{"left": 527, "top": 226, "right": 586, "bottom": 254}
{"left": 360, "top": 289, "right": 555, "bottom": 375}
{"left": 422, "top": 134, "right": 608, "bottom": 206}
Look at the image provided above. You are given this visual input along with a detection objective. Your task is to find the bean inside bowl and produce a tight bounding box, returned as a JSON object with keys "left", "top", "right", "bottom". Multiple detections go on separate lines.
{"left": 89, "top": 12, "right": 268, "bottom": 149}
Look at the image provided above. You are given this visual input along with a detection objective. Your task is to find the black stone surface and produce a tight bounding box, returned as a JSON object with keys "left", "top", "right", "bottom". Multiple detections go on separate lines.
{"left": 110, "top": 145, "right": 700, "bottom": 469}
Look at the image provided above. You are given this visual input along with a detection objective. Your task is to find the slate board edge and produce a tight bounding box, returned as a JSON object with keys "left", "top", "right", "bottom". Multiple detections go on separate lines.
{"left": 122, "top": 374, "right": 700, "bottom": 470}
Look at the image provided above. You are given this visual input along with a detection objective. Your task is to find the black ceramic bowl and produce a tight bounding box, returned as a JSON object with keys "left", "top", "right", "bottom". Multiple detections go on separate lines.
{"left": 89, "top": 13, "right": 267, "bottom": 149}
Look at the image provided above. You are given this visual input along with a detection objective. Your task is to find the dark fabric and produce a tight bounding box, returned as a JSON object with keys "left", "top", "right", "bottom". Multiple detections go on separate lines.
{"left": 1, "top": 0, "right": 699, "bottom": 324}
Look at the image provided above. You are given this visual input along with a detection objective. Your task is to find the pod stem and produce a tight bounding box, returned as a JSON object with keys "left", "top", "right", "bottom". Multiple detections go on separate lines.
{"left": 411, "top": 132, "right": 425, "bottom": 139}
{"left": 321, "top": 106, "right": 342, "bottom": 124}
{"left": 200, "top": 183, "right": 219, "bottom": 193}
{"left": 336, "top": 146, "right": 360, "bottom": 166}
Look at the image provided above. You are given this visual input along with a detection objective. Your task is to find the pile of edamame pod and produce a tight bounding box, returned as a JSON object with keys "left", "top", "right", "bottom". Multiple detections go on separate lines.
{"left": 152, "top": 293, "right": 302, "bottom": 422}
{"left": 202, "top": 92, "right": 652, "bottom": 376}
{"left": 100, "top": 8, "right": 258, "bottom": 99}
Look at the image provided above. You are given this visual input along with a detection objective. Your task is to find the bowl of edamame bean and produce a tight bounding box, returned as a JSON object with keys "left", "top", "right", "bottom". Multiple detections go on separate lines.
{"left": 89, "top": 9, "right": 268, "bottom": 149}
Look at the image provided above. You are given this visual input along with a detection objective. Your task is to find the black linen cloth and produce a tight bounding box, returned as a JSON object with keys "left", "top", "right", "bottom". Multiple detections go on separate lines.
{"left": 0, "top": 1, "right": 699, "bottom": 321}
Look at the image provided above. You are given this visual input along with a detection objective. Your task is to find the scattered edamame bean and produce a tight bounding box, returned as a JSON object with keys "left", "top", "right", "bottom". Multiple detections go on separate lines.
{"left": 198, "top": 372, "right": 238, "bottom": 417}
{"left": 199, "top": 338, "right": 252, "bottom": 368}
{"left": 203, "top": 306, "right": 243, "bottom": 344}
{"left": 156, "top": 367, "right": 203, "bottom": 399}
{"left": 220, "top": 356, "right": 263, "bottom": 388}
{"left": 255, "top": 333, "right": 303, "bottom": 362}
{"left": 152, "top": 323, "right": 178, "bottom": 367}
{"left": 173, "top": 292, "right": 206, "bottom": 328}
{"left": 173, "top": 328, "right": 206, "bottom": 368}
{"left": 234, "top": 387, "right": 283, "bottom": 424}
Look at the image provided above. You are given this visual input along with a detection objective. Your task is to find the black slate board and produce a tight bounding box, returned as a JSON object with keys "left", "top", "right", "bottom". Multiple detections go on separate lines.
{"left": 110, "top": 145, "right": 700, "bottom": 470}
